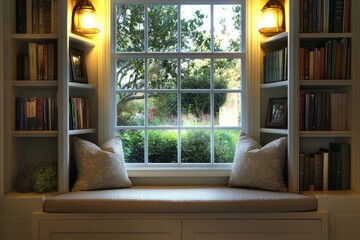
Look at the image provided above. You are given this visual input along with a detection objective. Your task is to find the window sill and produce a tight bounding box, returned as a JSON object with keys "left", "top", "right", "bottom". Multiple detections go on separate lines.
{"left": 127, "top": 167, "right": 232, "bottom": 178}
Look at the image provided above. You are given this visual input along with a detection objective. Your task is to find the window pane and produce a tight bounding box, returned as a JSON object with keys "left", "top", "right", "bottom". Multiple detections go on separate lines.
{"left": 181, "top": 59, "right": 211, "bottom": 89}
{"left": 214, "top": 5, "right": 242, "bottom": 52}
{"left": 215, "top": 92, "right": 241, "bottom": 126}
{"left": 117, "top": 92, "right": 144, "bottom": 126}
{"left": 181, "top": 5, "right": 211, "bottom": 52}
{"left": 115, "top": 5, "right": 144, "bottom": 52}
{"left": 148, "top": 58, "right": 178, "bottom": 89}
{"left": 116, "top": 59, "right": 145, "bottom": 90}
{"left": 214, "top": 130, "right": 239, "bottom": 163}
{"left": 214, "top": 58, "right": 241, "bottom": 89}
{"left": 148, "top": 93, "right": 178, "bottom": 126}
{"left": 181, "top": 93, "right": 210, "bottom": 126}
{"left": 148, "top": 5, "right": 178, "bottom": 52}
{"left": 118, "top": 130, "right": 144, "bottom": 163}
{"left": 148, "top": 129, "right": 178, "bottom": 163}
{"left": 181, "top": 130, "right": 210, "bottom": 163}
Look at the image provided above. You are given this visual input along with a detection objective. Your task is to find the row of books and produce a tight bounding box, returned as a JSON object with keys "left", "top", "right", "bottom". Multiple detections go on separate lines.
{"left": 299, "top": 142, "right": 350, "bottom": 191}
{"left": 300, "top": 0, "right": 351, "bottom": 33}
{"left": 16, "top": 0, "right": 58, "bottom": 34}
{"left": 299, "top": 90, "right": 347, "bottom": 131}
{"left": 263, "top": 47, "right": 288, "bottom": 84}
{"left": 17, "top": 42, "right": 57, "bottom": 81}
{"left": 15, "top": 96, "right": 57, "bottom": 131}
{"left": 299, "top": 38, "right": 351, "bottom": 80}
{"left": 69, "top": 97, "right": 91, "bottom": 130}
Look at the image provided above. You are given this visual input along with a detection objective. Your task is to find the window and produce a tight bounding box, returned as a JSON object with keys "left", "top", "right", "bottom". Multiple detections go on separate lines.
{"left": 111, "top": 0, "right": 245, "bottom": 168}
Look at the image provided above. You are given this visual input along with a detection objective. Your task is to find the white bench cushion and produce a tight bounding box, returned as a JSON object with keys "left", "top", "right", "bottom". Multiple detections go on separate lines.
{"left": 43, "top": 186, "right": 317, "bottom": 213}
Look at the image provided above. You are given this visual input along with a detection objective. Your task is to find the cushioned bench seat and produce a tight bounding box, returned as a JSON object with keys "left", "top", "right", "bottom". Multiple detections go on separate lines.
{"left": 43, "top": 186, "right": 317, "bottom": 213}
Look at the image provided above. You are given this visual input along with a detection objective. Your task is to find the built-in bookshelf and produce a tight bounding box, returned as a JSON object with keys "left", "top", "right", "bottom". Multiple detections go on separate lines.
{"left": 260, "top": 32, "right": 289, "bottom": 135}
{"left": 295, "top": 0, "right": 356, "bottom": 194}
{"left": 1, "top": 0, "right": 98, "bottom": 196}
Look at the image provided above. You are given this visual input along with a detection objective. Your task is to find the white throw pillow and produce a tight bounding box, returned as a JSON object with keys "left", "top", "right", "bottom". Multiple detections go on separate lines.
{"left": 72, "top": 137, "right": 132, "bottom": 191}
{"left": 228, "top": 134, "right": 287, "bottom": 192}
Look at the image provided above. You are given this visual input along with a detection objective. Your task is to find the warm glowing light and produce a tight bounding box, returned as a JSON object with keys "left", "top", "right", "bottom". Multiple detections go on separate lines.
{"left": 72, "top": 0, "right": 100, "bottom": 34}
{"left": 258, "top": 0, "right": 284, "bottom": 35}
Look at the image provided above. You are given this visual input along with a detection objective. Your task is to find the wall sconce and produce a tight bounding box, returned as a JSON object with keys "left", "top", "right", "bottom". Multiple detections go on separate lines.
{"left": 72, "top": 0, "right": 100, "bottom": 34}
{"left": 258, "top": 0, "right": 284, "bottom": 35}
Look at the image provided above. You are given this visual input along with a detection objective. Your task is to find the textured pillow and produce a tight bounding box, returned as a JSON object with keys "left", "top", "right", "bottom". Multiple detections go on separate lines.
{"left": 228, "top": 134, "right": 287, "bottom": 192}
{"left": 72, "top": 137, "right": 132, "bottom": 191}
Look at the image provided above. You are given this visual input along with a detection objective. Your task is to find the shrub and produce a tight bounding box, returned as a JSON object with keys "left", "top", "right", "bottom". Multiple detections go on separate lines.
{"left": 181, "top": 130, "right": 210, "bottom": 163}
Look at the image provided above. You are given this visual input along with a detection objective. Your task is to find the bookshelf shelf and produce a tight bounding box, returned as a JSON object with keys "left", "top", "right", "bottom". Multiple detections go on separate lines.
{"left": 260, "top": 128, "right": 288, "bottom": 135}
{"left": 69, "top": 128, "right": 97, "bottom": 135}
{"left": 69, "top": 33, "right": 96, "bottom": 47}
{"left": 260, "top": 81, "right": 288, "bottom": 89}
{"left": 260, "top": 32, "right": 288, "bottom": 46}
{"left": 300, "top": 80, "right": 352, "bottom": 87}
{"left": 11, "top": 34, "right": 58, "bottom": 41}
{"left": 12, "top": 80, "right": 58, "bottom": 88}
{"left": 12, "top": 131, "right": 58, "bottom": 138}
{"left": 69, "top": 82, "right": 96, "bottom": 89}
{"left": 299, "top": 33, "right": 352, "bottom": 39}
{"left": 299, "top": 131, "right": 352, "bottom": 138}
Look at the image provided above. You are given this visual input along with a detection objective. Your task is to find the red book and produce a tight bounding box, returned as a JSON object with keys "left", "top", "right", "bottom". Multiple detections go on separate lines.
{"left": 36, "top": 97, "right": 44, "bottom": 130}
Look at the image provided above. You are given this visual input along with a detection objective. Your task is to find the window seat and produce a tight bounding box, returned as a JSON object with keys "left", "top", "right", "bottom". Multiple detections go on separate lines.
{"left": 43, "top": 185, "right": 317, "bottom": 213}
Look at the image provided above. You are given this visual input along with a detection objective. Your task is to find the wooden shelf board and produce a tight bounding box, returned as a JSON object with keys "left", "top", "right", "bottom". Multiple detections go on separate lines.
{"left": 11, "top": 33, "right": 58, "bottom": 41}
{"left": 69, "top": 128, "right": 97, "bottom": 135}
{"left": 304, "top": 190, "right": 360, "bottom": 198}
{"left": 260, "top": 128, "right": 288, "bottom": 135}
{"left": 299, "top": 33, "right": 352, "bottom": 39}
{"left": 260, "top": 32, "right": 288, "bottom": 46}
{"left": 12, "top": 80, "right": 58, "bottom": 88}
{"left": 69, "top": 33, "right": 96, "bottom": 47}
{"left": 299, "top": 131, "right": 352, "bottom": 138}
{"left": 69, "top": 82, "right": 96, "bottom": 89}
{"left": 12, "top": 131, "right": 58, "bottom": 137}
{"left": 300, "top": 80, "right": 352, "bottom": 87}
{"left": 261, "top": 81, "right": 288, "bottom": 89}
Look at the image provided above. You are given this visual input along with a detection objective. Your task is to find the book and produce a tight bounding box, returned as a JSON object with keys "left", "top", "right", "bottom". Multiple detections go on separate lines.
{"left": 16, "top": 0, "right": 27, "bottom": 33}
{"left": 43, "top": 0, "right": 52, "bottom": 33}
{"left": 27, "top": 98, "right": 36, "bottom": 130}
{"left": 313, "top": 153, "right": 324, "bottom": 190}
{"left": 26, "top": 0, "right": 32, "bottom": 33}
{"left": 37, "top": 44, "right": 44, "bottom": 80}
{"left": 28, "top": 43, "right": 37, "bottom": 80}
{"left": 330, "top": 142, "right": 351, "bottom": 190}
{"left": 333, "top": 0, "right": 344, "bottom": 32}
{"left": 32, "top": 0, "right": 39, "bottom": 34}
{"left": 319, "top": 148, "right": 329, "bottom": 190}
{"left": 299, "top": 153, "right": 305, "bottom": 191}
{"left": 36, "top": 97, "right": 44, "bottom": 130}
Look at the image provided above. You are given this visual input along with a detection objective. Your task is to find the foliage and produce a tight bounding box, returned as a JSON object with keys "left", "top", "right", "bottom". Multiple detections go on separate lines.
{"left": 181, "top": 75, "right": 228, "bottom": 117}
{"left": 119, "top": 130, "right": 144, "bottom": 163}
{"left": 148, "top": 130, "right": 178, "bottom": 163}
{"left": 120, "top": 129, "right": 238, "bottom": 164}
{"left": 32, "top": 161, "right": 57, "bottom": 193}
{"left": 181, "top": 130, "right": 211, "bottom": 163}
{"left": 214, "top": 130, "right": 239, "bottom": 163}
{"left": 115, "top": 4, "right": 241, "bottom": 164}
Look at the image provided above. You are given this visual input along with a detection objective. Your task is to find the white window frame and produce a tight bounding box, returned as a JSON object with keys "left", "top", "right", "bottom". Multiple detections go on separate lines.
{"left": 99, "top": 0, "right": 260, "bottom": 179}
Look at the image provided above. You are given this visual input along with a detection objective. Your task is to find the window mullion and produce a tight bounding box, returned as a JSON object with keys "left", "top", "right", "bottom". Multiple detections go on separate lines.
{"left": 144, "top": 4, "right": 149, "bottom": 165}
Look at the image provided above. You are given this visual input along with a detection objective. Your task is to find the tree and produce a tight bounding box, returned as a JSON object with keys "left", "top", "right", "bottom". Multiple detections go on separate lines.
{"left": 115, "top": 3, "right": 241, "bottom": 130}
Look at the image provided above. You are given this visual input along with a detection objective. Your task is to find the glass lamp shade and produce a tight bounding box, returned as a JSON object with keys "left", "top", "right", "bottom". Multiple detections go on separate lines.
{"left": 258, "top": 0, "right": 284, "bottom": 35}
{"left": 72, "top": 0, "right": 100, "bottom": 34}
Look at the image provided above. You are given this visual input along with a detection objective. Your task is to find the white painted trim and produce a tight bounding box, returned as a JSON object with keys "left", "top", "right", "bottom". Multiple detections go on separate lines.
{"left": 0, "top": 0, "right": 4, "bottom": 196}
{"left": 245, "top": 0, "right": 260, "bottom": 139}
